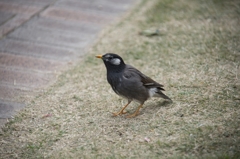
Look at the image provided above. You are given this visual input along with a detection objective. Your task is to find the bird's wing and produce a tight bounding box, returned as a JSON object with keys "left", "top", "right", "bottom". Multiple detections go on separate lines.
{"left": 124, "top": 65, "right": 165, "bottom": 91}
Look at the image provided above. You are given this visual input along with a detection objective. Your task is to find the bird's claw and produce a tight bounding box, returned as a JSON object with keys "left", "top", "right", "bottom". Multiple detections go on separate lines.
{"left": 126, "top": 112, "right": 139, "bottom": 118}
{"left": 112, "top": 110, "right": 127, "bottom": 116}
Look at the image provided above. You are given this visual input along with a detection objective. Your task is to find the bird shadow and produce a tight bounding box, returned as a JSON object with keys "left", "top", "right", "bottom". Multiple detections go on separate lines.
{"left": 142, "top": 99, "right": 173, "bottom": 113}
{"left": 157, "top": 99, "right": 173, "bottom": 107}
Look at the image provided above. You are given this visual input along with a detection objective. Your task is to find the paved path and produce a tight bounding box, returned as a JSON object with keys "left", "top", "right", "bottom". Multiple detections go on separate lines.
{"left": 0, "top": 0, "right": 138, "bottom": 128}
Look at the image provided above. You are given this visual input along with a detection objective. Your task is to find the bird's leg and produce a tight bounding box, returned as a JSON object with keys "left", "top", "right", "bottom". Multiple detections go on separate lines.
{"left": 112, "top": 101, "right": 131, "bottom": 116}
{"left": 126, "top": 104, "right": 143, "bottom": 118}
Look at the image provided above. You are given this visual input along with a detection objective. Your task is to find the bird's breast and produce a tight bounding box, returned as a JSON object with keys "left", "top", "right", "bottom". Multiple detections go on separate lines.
{"left": 107, "top": 73, "right": 122, "bottom": 92}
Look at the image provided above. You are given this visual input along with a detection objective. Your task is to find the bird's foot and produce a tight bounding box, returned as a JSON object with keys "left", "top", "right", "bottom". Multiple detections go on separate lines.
{"left": 112, "top": 110, "right": 127, "bottom": 116}
{"left": 126, "top": 111, "right": 139, "bottom": 118}
{"left": 126, "top": 104, "right": 143, "bottom": 118}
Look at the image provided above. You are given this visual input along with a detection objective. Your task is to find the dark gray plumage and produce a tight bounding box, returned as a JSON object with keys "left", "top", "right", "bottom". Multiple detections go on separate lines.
{"left": 96, "top": 53, "right": 171, "bottom": 118}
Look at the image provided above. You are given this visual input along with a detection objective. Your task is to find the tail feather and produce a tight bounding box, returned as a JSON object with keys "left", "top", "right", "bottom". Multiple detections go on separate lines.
{"left": 156, "top": 91, "right": 172, "bottom": 101}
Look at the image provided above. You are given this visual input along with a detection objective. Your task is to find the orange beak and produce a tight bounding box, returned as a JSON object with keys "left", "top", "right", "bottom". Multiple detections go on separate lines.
{"left": 95, "top": 55, "right": 102, "bottom": 59}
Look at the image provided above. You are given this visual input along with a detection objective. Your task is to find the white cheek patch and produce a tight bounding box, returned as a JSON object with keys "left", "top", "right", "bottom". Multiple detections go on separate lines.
{"left": 111, "top": 58, "right": 121, "bottom": 65}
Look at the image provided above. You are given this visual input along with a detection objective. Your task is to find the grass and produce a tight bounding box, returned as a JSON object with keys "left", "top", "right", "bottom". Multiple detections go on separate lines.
{"left": 0, "top": 0, "right": 240, "bottom": 158}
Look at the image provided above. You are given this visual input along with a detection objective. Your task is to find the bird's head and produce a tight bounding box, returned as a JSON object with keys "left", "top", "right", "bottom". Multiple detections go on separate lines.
{"left": 96, "top": 53, "right": 125, "bottom": 72}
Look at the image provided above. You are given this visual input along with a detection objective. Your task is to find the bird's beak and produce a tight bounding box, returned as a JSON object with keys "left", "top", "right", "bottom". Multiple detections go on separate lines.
{"left": 95, "top": 55, "right": 102, "bottom": 59}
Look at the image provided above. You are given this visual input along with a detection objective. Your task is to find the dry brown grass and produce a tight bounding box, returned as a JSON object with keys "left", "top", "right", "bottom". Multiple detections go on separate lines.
{"left": 1, "top": 0, "right": 240, "bottom": 158}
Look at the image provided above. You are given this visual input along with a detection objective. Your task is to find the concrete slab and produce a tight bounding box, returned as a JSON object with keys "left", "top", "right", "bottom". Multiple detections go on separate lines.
{"left": 41, "top": 7, "right": 114, "bottom": 24}
{"left": 23, "top": 17, "right": 102, "bottom": 35}
{"left": 0, "top": 67, "right": 55, "bottom": 88}
{"left": 0, "top": 38, "right": 77, "bottom": 61}
{"left": 0, "top": 0, "right": 56, "bottom": 7}
{"left": 0, "top": 84, "right": 30, "bottom": 101}
{"left": 0, "top": 1, "right": 42, "bottom": 15}
{"left": 0, "top": 11, "right": 14, "bottom": 25}
{"left": 55, "top": 1, "right": 127, "bottom": 16}
{"left": 0, "top": 100, "right": 25, "bottom": 118}
{"left": 8, "top": 27, "right": 94, "bottom": 48}
{"left": 0, "top": 53, "right": 64, "bottom": 72}
{"left": 0, "top": 14, "right": 32, "bottom": 38}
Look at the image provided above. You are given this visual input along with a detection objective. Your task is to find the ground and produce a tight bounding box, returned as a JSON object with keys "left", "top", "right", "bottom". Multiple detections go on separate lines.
{"left": 0, "top": 0, "right": 240, "bottom": 158}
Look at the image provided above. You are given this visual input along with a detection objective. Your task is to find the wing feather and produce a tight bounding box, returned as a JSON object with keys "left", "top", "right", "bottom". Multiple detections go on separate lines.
{"left": 124, "top": 65, "right": 165, "bottom": 91}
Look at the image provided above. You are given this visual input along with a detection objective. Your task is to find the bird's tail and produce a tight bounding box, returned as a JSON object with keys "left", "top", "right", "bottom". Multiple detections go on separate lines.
{"left": 156, "top": 91, "right": 172, "bottom": 101}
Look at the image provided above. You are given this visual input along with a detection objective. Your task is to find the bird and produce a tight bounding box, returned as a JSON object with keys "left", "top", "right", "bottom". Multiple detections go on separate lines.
{"left": 96, "top": 53, "right": 172, "bottom": 118}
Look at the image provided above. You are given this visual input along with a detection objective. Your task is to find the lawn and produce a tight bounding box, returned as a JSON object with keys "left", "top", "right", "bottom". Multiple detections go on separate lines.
{"left": 0, "top": 0, "right": 239, "bottom": 158}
